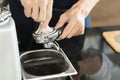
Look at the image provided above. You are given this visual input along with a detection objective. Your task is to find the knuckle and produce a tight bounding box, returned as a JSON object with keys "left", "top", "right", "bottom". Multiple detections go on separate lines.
{"left": 24, "top": 12, "right": 31, "bottom": 17}
{"left": 39, "top": 17, "right": 46, "bottom": 22}
{"left": 67, "top": 36, "right": 71, "bottom": 39}
{"left": 60, "top": 36, "right": 65, "bottom": 40}
{"left": 33, "top": 18, "right": 39, "bottom": 22}
{"left": 31, "top": 16, "right": 38, "bottom": 21}
{"left": 81, "top": 30, "right": 85, "bottom": 35}
{"left": 46, "top": 15, "right": 51, "bottom": 20}
{"left": 60, "top": 14, "right": 64, "bottom": 18}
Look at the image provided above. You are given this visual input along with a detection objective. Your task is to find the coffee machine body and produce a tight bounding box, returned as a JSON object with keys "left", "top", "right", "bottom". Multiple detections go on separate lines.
{"left": 0, "top": 1, "right": 21, "bottom": 80}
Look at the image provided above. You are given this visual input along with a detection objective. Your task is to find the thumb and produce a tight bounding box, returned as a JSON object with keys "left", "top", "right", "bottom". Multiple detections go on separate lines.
{"left": 55, "top": 16, "right": 67, "bottom": 29}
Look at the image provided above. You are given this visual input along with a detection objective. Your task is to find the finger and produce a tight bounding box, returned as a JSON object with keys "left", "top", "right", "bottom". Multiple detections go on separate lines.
{"left": 31, "top": 1, "right": 39, "bottom": 21}
{"left": 38, "top": 0, "right": 47, "bottom": 21}
{"left": 70, "top": 27, "right": 84, "bottom": 38}
{"left": 21, "top": 0, "right": 32, "bottom": 17}
{"left": 55, "top": 15, "right": 67, "bottom": 30}
{"left": 71, "top": 26, "right": 84, "bottom": 38}
{"left": 74, "top": 22, "right": 85, "bottom": 36}
{"left": 67, "top": 22, "right": 81, "bottom": 38}
{"left": 57, "top": 19, "right": 77, "bottom": 40}
{"left": 24, "top": 8, "right": 32, "bottom": 17}
{"left": 39, "top": 0, "right": 53, "bottom": 32}
{"left": 44, "top": 0, "right": 53, "bottom": 26}
{"left": 67, "top": 23, "right": 84, "bottom": 38}
{"left": 78, "top": 26, "right": 85, "bottom": 35}
{"left": 46, "top": 0, "right": 53, "bottom": 20}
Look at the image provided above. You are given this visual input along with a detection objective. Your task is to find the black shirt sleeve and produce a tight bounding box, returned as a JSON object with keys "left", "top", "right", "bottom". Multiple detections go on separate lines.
{"left": 53, "top": 0, "right": 78, "bottom": 9}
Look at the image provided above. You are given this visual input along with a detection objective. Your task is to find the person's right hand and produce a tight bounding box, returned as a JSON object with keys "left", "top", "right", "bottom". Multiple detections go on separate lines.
{"left": 20, "top": 0, "right": 53, "bottom": 31}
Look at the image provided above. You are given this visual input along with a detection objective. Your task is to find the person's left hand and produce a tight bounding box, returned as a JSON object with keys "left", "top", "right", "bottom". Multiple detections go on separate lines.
{"left": 55, "top": 2, "right": 87, "bottom": 40}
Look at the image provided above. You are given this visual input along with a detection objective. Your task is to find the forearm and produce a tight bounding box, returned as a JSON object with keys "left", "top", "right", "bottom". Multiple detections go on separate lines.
{"left": 72, "top": 0, "right": 100, "bottom": 17}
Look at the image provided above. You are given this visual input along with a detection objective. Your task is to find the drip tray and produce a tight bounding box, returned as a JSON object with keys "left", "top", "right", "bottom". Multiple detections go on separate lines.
{"left": 20, "top": 49, "right": 77, "bottom": 80}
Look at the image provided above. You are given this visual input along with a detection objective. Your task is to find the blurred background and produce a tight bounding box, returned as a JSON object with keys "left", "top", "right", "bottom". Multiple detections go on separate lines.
{"left": 83, "top": 0, "right": 120, "bottom": 80}
{"left": 91, "top": 0, "right": 120, "bottom": 27}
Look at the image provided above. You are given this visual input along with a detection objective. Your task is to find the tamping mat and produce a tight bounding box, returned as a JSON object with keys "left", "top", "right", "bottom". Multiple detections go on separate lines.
{"left": 103, "top": 30, "right": 120, "bottom": 53}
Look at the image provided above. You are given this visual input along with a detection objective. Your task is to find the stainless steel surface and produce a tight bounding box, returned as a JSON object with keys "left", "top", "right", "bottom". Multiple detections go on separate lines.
{"left": 83, "top": 27, "right": 120, "bottom": 80}
{"left": 32, "top": 22, "right": 62, "bottom": 44}
{"left": 33, "top": 27, "right": 59, "bottom": 43}
{"left": 20, "top": 49, "right": 77, "bottom": 80}
{"left": 0, "top": 2, "right": 21, "bottom": 80}
{"left": 0, "top": 5, "right": 11, "bottom": 22}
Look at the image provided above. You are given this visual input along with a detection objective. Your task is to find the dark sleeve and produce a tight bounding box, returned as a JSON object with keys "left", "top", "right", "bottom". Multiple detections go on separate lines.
{"left": 53, "top": 0, "right": 78, "bottom": 9}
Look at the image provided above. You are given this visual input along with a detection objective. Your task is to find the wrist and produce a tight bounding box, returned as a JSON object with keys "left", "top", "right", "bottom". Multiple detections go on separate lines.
{"left": 72, "top": 0, "right": 99, "bottom": 18}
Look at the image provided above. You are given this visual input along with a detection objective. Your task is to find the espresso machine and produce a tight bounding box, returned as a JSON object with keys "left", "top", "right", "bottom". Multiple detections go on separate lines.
{"left": 20, "top": 24, "right": 77, "bottom": 80}
{"left": 0, "top": 0, "right": 21, "bottom": 80}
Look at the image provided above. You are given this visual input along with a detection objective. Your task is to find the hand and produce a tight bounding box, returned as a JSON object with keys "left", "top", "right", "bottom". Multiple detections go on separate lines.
{"left": 20, "top": 0, "right": 53, "bottom": 30}
{"left": 55, "top": 2, "right": 86, "bottom": 40}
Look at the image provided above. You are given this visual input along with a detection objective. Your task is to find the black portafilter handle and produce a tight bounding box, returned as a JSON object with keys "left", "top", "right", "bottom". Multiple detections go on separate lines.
{"left": 57, "top": 27, "right": 64, "bottom": 37}
{"left": 0, "top": 0, "right": 9, "bottom": 7}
